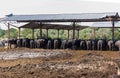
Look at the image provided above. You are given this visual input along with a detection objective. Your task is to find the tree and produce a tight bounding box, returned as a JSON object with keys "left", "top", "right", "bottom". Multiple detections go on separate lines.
{"left": 10, "top": 28, "right": 18, "bottom": 38}
{"left": 0, "top": 27, "right": 6, "bottom": 38}
{"left": 21, "top": 28, "right": 32, "bottom": 38}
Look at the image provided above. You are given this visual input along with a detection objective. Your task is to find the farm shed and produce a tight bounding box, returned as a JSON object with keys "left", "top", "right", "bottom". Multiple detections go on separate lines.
{"left": 1, "top": 12, "right": 120, "bottom": 40}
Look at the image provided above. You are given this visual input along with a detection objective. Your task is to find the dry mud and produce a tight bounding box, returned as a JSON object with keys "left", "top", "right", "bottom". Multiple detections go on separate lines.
{"left": 0, "top": 48, "right": 119, "bottom": 78}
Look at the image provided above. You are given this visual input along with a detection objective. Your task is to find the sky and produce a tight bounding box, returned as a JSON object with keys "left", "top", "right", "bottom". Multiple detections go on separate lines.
{"left": 0, "top": 0, "right": 120, "bottom": 17}
{"left": 1, "top": 0, "right": 120, "bottom": 29}
{"left": 85, "top": 0, "right": 120, "bottom": 3}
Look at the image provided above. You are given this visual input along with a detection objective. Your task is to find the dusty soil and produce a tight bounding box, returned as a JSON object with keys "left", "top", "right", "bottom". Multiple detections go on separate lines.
{"left": 0, "top": 48, "right": 120, "bottom": 78}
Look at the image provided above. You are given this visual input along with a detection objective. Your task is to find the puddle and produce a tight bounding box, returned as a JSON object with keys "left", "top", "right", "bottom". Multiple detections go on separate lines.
{"left": 0, "top": 52, "right": 63, "bottom": 60}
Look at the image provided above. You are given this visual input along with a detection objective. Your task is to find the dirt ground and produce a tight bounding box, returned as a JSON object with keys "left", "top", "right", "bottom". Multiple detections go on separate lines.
{"left": 0, "top": 48, "right": 120, "bottom": 78}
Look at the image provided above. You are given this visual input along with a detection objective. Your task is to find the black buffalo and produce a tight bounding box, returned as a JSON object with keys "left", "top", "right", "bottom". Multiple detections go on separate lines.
{"left": 8, "top": 39, "right": 17, "bottom": 48}
{"left": 30, "top": 39, "right": 35, "bottom": 48}
{"left": 36, "top": 39, "right": 45, "bottom": 48}
{"left": 61, "top": 40, "right": 68, "bottom": 49}
{"left": 92, "top": 39, "right": 98, "bottom": 50}
{"left": 22, "top": 38, "right": 30, "bottom": 48}
{"left": 80, "top": 40, "right": 87, "bottom": 50}
{"left": 17, "top": 39, "right": 23, "bottom": 48}
{"left": 54, "top": 38, "right": 61, "bottom": 49}
{"left": 115, "top": 40, "right": 120, "bottom": 51}
{"left": 67, "top": 40, "right": 73, "bottom": 49}
{"left": 72, "top": 39, "right": 81, "bottom": 50}
{"left": 47, "top": 39, "right": 54, "bottom": 49}
{"left": 97, "top": 39, "right": 107, "bottom": 50}
{"left": 86, "top": 39, "right": 92, "bottom": 50}
{"left": 108, "top": 40, "right": 114, "bottom": 51}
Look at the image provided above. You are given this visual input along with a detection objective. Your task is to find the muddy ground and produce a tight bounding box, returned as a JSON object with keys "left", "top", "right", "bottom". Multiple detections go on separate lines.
{"left": 0, "top": 48, "right": 120, "bottom": 78}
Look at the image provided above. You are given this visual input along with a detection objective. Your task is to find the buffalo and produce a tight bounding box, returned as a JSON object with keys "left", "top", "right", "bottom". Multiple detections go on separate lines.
{"left": 61, "top": 40, "right": 68, "bottom": 49}
{"left": 8, "top": 39, "right": 17, "bottom": 48}
{"left": 86, "top": 39, "right": 92, "bottom": 50}
{"left": 97, "top": 39, "right": 107, "bottom": 51}
{"left": 30, "top": 39, "right": 35, "bottom": 48}
{"left": 22, "top": 38, "right": 30, "bottom": 48}
{"left": 54, "top": 38, "right": 61, "bottom": 49}
{"left": 17, "top": 39, "right": 23, "bottom": 48}
{"left": 108, "top": 40, "right": 114, "bottom": 51}
{"left": 80, "top": 40, "right": 87, "bottom": 50}
{"left": 6, "top": 38, "right": 120, "bottom": 51}
{"left": 92, "top": 39, "right": 98, "bottom": 50}
{"left": 115, "top": 40, "right": 120, "bottom": 51}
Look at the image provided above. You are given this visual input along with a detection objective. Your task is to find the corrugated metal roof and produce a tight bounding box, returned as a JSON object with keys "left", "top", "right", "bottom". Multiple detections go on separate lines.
{"left": 2, "top": 12, "right": 118, "bottom": 22}
{"left": 19, "top": 22, "right": 88, "bottom": 30}
{"left": 91, "top": 21, "right": 120, "bottom": 28}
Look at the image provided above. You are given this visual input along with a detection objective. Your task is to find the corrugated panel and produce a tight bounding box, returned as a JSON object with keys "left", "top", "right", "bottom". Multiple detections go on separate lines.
{"left": 3, "top": 12, "right": 117, "bottom": 21}
{"left": 19, "top": 22, "right": 88, "bottom": 30}
{"left": 91, "top": 21, "right": 120, "bottom": 27}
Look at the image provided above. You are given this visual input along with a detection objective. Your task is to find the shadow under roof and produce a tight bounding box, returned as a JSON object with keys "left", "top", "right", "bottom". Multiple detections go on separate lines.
{"left": 90, "top": 21, "right": 120, "bottom": 28}
{"left": 19, "top": 22, "right": 88, "bottom": 30}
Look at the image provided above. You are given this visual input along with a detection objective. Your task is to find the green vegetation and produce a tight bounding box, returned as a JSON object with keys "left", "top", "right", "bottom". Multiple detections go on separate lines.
{"left": 0, "top": 27, "right": 120, "bottom": 40}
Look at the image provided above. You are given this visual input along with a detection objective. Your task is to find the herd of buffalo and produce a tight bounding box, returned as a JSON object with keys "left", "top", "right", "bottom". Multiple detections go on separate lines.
{"left": 2, "top": 38, "right": 120, "bottom": 51}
